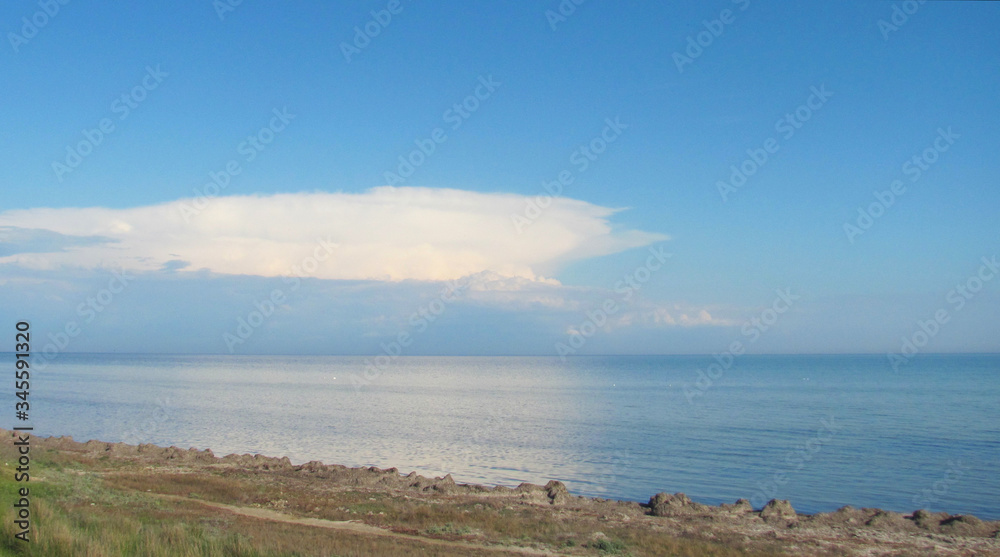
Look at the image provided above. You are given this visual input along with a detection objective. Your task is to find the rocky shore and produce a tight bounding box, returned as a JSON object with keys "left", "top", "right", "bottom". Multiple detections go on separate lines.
{"left": 4, "top": 429, "right": 999, "bottom": 556}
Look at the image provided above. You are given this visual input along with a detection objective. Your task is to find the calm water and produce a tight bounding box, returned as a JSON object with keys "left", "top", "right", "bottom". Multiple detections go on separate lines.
{"left": 8, "top": 353, "right": 999, "bottom": 519}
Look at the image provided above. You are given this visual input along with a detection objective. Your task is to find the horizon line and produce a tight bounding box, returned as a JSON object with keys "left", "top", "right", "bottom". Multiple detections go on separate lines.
{"left": 5, "top": 351, "right": 999, "bottom": 357}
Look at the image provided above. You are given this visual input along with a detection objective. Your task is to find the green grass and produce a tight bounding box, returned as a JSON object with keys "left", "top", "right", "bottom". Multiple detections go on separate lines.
{"left": 589, "top": 538, "right": 629, "bottom": 555}
{"left": 425, "top": 522, "right": 475, "bottom": 536}
{"left": 0, "top": 457, "right": 286, "bottom": 557}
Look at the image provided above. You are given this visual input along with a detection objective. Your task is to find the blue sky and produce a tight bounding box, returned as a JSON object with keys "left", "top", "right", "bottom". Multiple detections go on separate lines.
{"left": 1, "top": 1, "right": 998, "bottom": 357}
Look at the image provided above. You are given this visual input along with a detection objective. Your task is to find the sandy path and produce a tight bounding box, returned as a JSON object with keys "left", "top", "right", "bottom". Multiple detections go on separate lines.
{"left": 150, "top": 492, "right": 557, "bottom": 555}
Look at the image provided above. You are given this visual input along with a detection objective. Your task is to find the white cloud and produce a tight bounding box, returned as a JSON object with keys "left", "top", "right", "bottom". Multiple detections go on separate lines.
{"left": 438, "top": 270, "right": 734, "bottom": 327}
{"left": 0, "top": 187, "right": 667, "bottom": 282}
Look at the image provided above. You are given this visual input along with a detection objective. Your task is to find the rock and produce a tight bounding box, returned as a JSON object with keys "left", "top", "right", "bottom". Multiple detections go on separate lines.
{"left": 545, "top": 480, "right": 570, "bottom": 505}
{"left": 432, "top": 474, "right": 458, "bottom": 494}
{"left": 760, "top": 499, "right": 796, "bottom": 523}
{"left": 815, "top": 506, "right": 873, "bottom": 527}
{"left": 515, "top": 482, "right": 542, "bottom": 492}
{"left": 720, "top": 498, "right": 753, "bottom": 514}
{"left": 489, "top": 485, "right": 514, "bottom": 496}
{"left": 941, "top": 515, "right": 991, "bottom": 536}
{"left": 648, "top": 492, "right": 703, "bottom": 516}
{"left": 298, "top": 460, "right": 327, "bottom": 474}
{"left": 911, "top": 509, "right": 951, "bottom": 532}
{"left": 84, "top": 440, "right": 109, "bottom": 452}
{"left": 253, "top": 455, "right": 291, "bottom": 471}
{"left": 106, "top": 442, "right": 139, "bottom": 457}
{"left": 865, "top": 510, "right": 914, "bottom": 532}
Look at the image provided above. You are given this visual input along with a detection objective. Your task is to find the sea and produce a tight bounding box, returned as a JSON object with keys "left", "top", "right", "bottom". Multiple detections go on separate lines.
{"left": 9, "top": 353, "right": 1000, "bottom": 519}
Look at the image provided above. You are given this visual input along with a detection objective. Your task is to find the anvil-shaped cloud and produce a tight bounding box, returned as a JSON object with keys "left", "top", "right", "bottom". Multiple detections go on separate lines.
{"left": 0, "top": 187, "right": 667, "bottom": 282}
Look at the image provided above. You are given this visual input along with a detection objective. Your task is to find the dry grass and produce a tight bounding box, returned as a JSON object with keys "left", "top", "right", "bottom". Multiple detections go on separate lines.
{"left": 0, "top": 440, "right": 784, "bottom": 557}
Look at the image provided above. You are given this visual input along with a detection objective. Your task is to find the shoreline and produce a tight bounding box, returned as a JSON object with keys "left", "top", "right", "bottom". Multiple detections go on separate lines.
{"left": 15, "top": 429, "right": 994, "bottom": 521}
{"left": 4, "top": 429, "right": 999, "bottom": 556}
